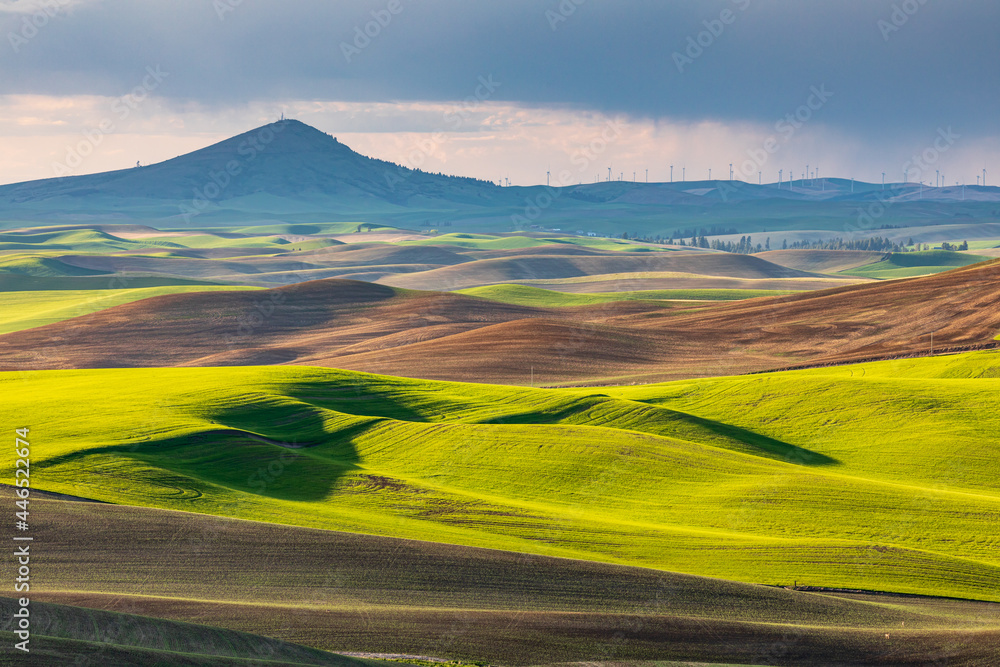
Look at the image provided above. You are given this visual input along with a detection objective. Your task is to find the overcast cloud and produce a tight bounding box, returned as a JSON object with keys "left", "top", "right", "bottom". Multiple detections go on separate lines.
{"left": 0, "top": 0, "right": 996, "bottom": 186}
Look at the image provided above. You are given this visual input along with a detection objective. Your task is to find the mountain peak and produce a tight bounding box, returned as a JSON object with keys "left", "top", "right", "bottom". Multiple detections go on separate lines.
{"left": 0, "top": 118, "right": 507, "bottom": 216}
{"left": 184, "top": 118, "right": 351, "bottom": 160}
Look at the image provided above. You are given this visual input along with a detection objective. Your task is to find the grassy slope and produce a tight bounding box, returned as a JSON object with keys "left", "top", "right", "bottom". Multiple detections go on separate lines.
{"left": 0, "top": 228, "right": 335, "bottom": 253}
{"left": 0, "top": 274, "right": 225, "bottom": 291}
{"left": 501, "top": 271, "right": 862, "bottom": 294}
{"left": 16, "top": 493, "right": 1000, "bottom": 666}
{"left": 0, "top": 286, "right": 262, "bottom": 334}
{"left": 399, "top": 233, "right": 665, "bottom": 253}
{"left": 842, "top": 250, "right": 991, "bottom": 279}
{"left": 3, "top": 353, "right": 1000, "bottom": 601}
{"left": 0, "top": 597, "right": 389, "bottom": 666}
{"left": 456, "top": 284, "right": 800, "bottom": 306}
{"left": 0, "top": 253, "right": 111, "bottom": 276}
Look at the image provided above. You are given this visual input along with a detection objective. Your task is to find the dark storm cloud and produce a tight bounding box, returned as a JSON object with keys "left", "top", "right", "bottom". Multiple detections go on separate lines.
{"left": 1, "top": 0, "right": 997, "bottom": 141}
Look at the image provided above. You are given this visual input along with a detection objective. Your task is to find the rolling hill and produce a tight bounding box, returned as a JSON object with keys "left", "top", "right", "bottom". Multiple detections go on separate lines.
{"left": 754, "top": 249, "right": 885, "bottom": 274}
{"left": 377, "top": 250, "right": 824, "bottom": 291}
{"left": 3, "top": 356, "right": 1000, "bottom": 606}
{"left": 840, "top": 249, "right": 993, "bottom": 279}
{"left": 0, "top": 285, "right": 260, "bottom": 335}
{"left": 0, "top": 597, "right": 387, "bottom": 666}
{"left": 2, "top": 259, "right": 998, "bottom": 384}
{"left": 1, "top": 223, "right": 866, "bottom": 292}
{"left": 10, "top": 490, "right": 999, "bottom": 666}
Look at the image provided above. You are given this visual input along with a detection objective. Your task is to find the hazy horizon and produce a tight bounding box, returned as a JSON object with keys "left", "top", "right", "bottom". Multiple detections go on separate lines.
{"left": 1, "top": 1, "right": 997, "bottom": 187}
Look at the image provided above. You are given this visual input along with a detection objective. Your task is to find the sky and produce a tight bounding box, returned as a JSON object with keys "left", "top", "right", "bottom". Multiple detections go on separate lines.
{"left": 0, "top": 0, "right": 997, "bottom": 187}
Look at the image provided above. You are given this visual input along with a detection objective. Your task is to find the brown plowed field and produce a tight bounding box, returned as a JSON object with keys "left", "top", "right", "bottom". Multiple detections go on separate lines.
{"left": 15, "top": 491, "right": 1000, "bottom": 666}
{"left": 2, "top": 261, "right": 998, "bottom": 384}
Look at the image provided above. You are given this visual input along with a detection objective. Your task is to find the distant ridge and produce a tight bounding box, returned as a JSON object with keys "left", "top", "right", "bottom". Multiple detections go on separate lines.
{"left": 1, "top": 119, "right": 997, "bottom": 229}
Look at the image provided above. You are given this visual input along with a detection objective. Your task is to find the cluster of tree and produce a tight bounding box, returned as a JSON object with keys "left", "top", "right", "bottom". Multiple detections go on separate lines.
{"left": 369, "top": 153, "right": 498, "bottom": 188}
{"left": 613, "top": 233, "right": 972, "bottom": 256}
{"left": 669, "top": 225, "right": 738, "bottom": 239}
{"left": 619, "top": 232, "right": 679, "bottom": 243}
{"left": 778, "top": 236, "right": 909, "bottom": 253}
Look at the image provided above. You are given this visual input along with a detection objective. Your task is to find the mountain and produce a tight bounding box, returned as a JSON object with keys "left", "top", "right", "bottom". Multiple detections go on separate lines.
{"left": 0, "top": 120, "right": 515, "bottom": 216}
{"left": 0, "top": 119, "right": 998, "bottom": 235}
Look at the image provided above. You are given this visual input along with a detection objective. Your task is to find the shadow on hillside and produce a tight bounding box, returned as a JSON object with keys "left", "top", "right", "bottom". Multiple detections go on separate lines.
{"left": 36, "top": 422, "right": 366, "bottom": 503}
{"left": 675, "top": 412, "right": 839, "bottom": 466}
{"left": 281, "top": 380, "right": 434, "bottom": 423}
{"left": 481, "top": 397, "right": 838, "bottom": 467}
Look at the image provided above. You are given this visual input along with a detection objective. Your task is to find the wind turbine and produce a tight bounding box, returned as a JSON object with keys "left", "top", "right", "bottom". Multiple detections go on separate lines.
{"left": 936, "top": 170, "right": 940, "bottom": 188}
{"left": 670, "top": 165, "right": 674, "bottom": 183}
{"left": 683, "top": 167, "right": 686, "bottom": 182}
{"left": 608, "top": 166, "right": 612, "bottom": 182}
{"left": 709, "top": 168, "right": 712, "bottom": 180}
{"left": 882, "top": 172, "right": 886, "bottom": 190}
{"left": 779, "top": 169, "right": 783, "bottom": 188}
{"left": 546, "top": 170, "right": 550, "bottom": 187}
{"left": 729, "top": 163, "right": 733, "bottom": 181}
{"left": 758, "top": 171, "right": 761, "bottom": 185}
{"left": 645, "top": 168, "right": 648, "bottom": 183}
{"left": 985, "top": 169, "right": 988, "bottom": 187}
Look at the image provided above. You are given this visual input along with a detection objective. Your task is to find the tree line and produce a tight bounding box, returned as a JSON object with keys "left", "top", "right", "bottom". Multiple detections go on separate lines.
{"left": 616, "top": 233, "right": 962, "bottom": 255}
